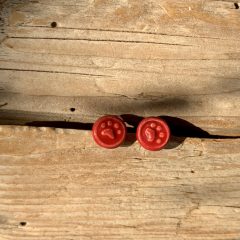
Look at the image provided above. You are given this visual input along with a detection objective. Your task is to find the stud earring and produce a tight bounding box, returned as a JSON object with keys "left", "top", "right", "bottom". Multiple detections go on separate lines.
{"left": 136, "top": 117, "right": 170, "bottom": 151}
{"left": 92, "top": 115, "right": 126, "bottom": 149}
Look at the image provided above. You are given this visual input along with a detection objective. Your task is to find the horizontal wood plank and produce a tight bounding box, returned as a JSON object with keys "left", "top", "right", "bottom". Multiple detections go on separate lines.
{"left": 0, "top": 125, "right": 240, "bottom": 239}
{"left": 0, "top": 0, "right": 240, "bottom": 135}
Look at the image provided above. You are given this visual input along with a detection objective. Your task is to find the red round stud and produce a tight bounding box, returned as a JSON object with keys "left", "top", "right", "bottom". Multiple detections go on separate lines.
{"left": 136, "top": 117, "right": 170, "bottom": 151}
{"left": 92, "top": 115, "right": 126, "bottom": 149}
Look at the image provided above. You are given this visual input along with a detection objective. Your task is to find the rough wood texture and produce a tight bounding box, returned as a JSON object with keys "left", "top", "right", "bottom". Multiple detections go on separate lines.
{"left": 0, "top": 0, "right": 240, "bottom": 135}
{"left": 0, "top": 125, "right": 240, "bottom": 239}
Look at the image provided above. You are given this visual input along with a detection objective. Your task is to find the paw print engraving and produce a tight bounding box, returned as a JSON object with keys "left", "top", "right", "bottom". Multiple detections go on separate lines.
{"left": 92, "top": 116, "right": 126, "bottom": 149}
{"left": 137, "top": 117, "right": 170, "bottom": 151}
{"left": 100, "top": 121, "right": 122, "bottom": 140}
{"left": 144, "top": 122, "right": 165, "bottom": 144}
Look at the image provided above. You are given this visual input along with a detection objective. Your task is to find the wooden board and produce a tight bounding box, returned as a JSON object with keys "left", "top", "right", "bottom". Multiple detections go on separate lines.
{"left": 0, "top": 125, "right": 240, "bottom": 239}
{"left": 0, "top": 0, "right": 240, "bottom": 136}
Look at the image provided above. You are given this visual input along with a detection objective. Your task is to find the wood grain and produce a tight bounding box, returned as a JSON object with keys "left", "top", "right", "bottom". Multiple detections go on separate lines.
{"left": 0, "top": 0, "right": 240, "bottom": 135}
{"left": 0, "top": 125, "right": 240, "bottom": 239}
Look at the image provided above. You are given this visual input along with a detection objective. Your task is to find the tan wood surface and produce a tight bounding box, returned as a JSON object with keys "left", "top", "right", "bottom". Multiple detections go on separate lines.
{"left": 0, "top": 0, "right": 240, "bottom": 135}
{"left": 0, "top": 1, "right": 240, "bottom": 238}
{"left": 0, "top": 125, "right": 239, "bottom": 240}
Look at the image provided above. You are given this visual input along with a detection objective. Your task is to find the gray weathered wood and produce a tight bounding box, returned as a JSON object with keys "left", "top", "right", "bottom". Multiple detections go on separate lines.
{"left": 0, "top": 0, "right": 240, "bottom": 135}
{"left": 0, "top": 125, "right": 240, "bottom": 239}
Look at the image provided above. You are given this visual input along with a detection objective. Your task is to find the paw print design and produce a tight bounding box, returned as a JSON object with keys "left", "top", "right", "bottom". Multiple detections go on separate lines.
{"left": 92, "top": 116, "right": 126, "bottom": 149}
{"left": 137, "top": 117, "right": 170, "bottom": 151}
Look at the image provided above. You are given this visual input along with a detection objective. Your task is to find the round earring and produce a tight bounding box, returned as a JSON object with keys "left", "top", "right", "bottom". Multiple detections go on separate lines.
{"left": 92, "top": 115, "right": 126, "bottom": 149}
{"left": 136, "top": 117, "right": 170, "bottom": 151}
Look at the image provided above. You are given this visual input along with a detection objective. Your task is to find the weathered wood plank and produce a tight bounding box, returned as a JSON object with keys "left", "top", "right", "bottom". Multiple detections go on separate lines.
{"left": 0, "top": 0, "right": 240, "bottom": 135}
{"left": 0, "top": 125, "right": 239, "bottom": 239}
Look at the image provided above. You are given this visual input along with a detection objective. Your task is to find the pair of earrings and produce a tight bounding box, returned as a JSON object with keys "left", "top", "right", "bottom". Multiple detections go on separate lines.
{"left": 92, "top": 115, "right": 170, "bottom": 151}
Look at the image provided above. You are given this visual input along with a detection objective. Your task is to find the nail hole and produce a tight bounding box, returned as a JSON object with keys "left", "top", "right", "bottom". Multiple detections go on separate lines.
{"left": 191, "top": 170, "right": 195, "bottom": 173}
{"left": 51, "top": 21, "right": 57, "bottom": 28}
{"left": 70, "top": 108, "right": 75, "bottom": 112}
{"left": 234, "top": 3, "right": 239, "bottom": 9}
{"left": 19, "top": 222, "right": 27, "bottom": 226}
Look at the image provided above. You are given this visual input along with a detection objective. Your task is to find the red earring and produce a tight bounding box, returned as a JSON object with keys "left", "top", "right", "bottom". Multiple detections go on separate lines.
{"left": 136, "top": 117, "right": 170, "bottom": 151}
{"left": 92, "top": 115, "right": 126, "bottom": 149}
